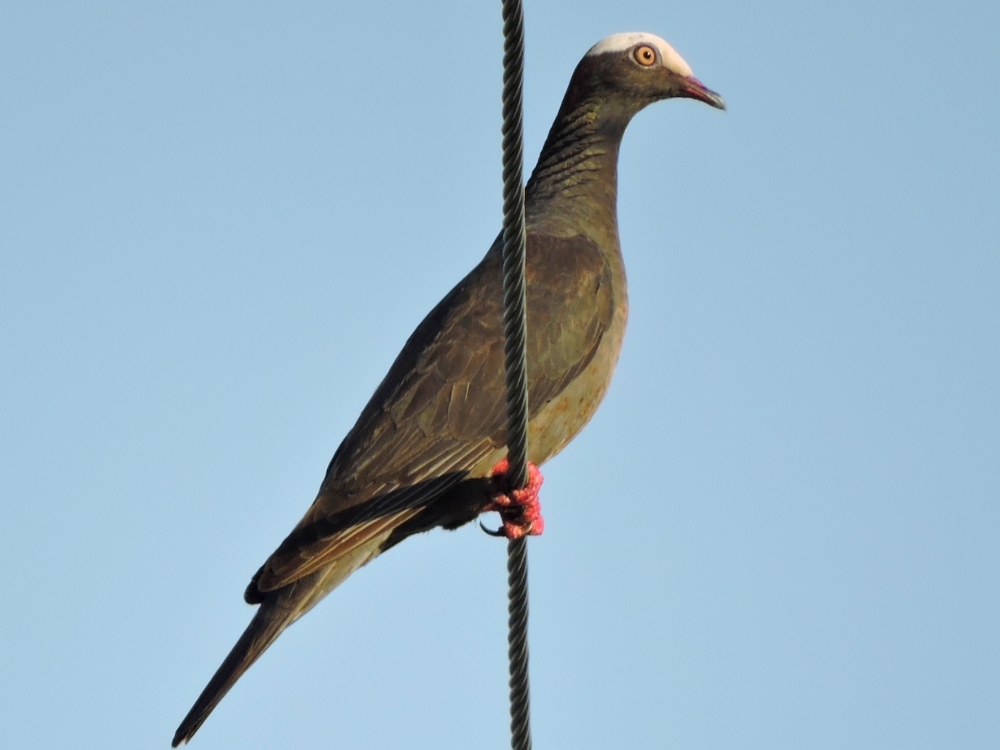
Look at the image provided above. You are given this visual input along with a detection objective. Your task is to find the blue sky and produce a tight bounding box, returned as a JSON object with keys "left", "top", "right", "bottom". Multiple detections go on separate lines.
{"left": 1, "top": 1, "right": 997, "bottom": 748}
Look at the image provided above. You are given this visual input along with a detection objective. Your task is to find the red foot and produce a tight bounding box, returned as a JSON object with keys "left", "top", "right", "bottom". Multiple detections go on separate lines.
{"left": 484, "top": 458, "right": 544, "bottom": 540}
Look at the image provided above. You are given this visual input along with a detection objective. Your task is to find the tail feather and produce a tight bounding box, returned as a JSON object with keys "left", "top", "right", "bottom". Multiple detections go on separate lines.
{"left": 172, "top": 583, "right": 302, "bottom": 747}
{"left": 173, "top": 537, "right": 391, "bottom": 746}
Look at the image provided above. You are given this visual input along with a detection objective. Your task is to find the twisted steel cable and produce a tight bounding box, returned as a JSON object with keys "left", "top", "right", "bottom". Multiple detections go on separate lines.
{"left": 498, "top": 1, "right": 532, "bottom": 749}
{"left": 505, "top": 534, "right": 532, "bottom": 750}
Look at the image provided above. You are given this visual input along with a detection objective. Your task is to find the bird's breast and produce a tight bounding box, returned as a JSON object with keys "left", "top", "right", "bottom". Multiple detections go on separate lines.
{"left": 527, "top": 286, "right": 627, "bottom": 465}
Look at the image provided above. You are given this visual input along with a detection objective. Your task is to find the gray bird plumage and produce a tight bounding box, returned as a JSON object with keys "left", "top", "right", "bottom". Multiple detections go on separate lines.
{"left": 173, "top": 31, "right": 724, "bottom": 746}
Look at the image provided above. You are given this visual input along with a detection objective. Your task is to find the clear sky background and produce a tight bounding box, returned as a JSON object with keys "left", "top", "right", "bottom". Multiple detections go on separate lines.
{"left": 1, "top": 1, "right": 997, "bottom": 748}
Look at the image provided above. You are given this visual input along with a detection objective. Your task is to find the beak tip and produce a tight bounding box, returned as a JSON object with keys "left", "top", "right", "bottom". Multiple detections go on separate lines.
{"left": 680, "top": 77, "right": 727, "bottom": 112}
{"left": 699, "top": 87, "right": 726, "bottom": 111}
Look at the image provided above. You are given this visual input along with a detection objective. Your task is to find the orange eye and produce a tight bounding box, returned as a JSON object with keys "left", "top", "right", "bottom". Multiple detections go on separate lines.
{"left": 633, "top": 44, "right": 657, "bottom": 67}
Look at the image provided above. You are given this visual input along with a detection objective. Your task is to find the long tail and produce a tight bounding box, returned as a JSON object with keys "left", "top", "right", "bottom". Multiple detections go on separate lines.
{"left": 172, "top": 576, "right": 307, "bottom": 747}
{"left": 173, "top": 523, "right": 405, "bottom": 745}
{"left": 172, "top": 541, "right": 376, "bottom": 746}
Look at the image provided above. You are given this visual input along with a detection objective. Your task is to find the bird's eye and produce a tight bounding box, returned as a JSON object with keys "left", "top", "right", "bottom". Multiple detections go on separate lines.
{"left": 633, "top": 44, "right": 657, "bottom": 67}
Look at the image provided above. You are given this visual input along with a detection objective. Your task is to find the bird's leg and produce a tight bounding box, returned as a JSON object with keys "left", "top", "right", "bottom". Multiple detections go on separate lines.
{"left": 482, "top": 458, "right": 544, "bottom": 539}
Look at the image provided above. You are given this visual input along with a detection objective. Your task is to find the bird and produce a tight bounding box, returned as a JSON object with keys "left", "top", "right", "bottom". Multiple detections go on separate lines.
{"left": 173, "top": 31, "right": 724, "bottom": 746}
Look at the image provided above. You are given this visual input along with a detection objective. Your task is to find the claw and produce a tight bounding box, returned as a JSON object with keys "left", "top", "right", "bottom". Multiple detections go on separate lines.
{"left": 478, "top": 520, "right": 508, "bottom": 537}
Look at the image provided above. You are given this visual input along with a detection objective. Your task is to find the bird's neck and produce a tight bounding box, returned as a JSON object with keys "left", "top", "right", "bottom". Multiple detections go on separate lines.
{"left": 525, "top": 96, "right": 629, "bottom": 245}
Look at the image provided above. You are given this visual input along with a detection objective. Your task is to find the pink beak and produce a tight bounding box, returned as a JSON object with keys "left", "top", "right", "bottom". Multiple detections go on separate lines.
{"left": 680, "top": 76, "right": 726, "bottom": 110}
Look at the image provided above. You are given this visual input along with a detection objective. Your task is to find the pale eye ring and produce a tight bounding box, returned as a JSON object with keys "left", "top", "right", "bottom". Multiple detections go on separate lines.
{"left": 633, "top": 44, "right": 657, "bottom": 67}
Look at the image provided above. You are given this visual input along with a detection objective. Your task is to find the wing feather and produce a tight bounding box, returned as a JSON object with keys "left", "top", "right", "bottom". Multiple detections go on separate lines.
{"left": 255, "top": 233, "right": 615, "bottom": 592}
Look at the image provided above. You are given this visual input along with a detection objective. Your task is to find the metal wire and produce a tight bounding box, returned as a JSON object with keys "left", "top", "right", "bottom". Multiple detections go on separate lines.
{"left": 505, "top": 536, "right": 532, "bottom": 750}
{"left": 498, "top": 0, "right": 532, "bottom": 748}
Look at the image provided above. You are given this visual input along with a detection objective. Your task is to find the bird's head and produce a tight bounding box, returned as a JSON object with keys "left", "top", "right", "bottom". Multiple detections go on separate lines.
{"left": 527, "top": 32, "right": 725, "bottom": 206}
{"left": 575, "top": 32, "right": 725, "bottom": 116}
